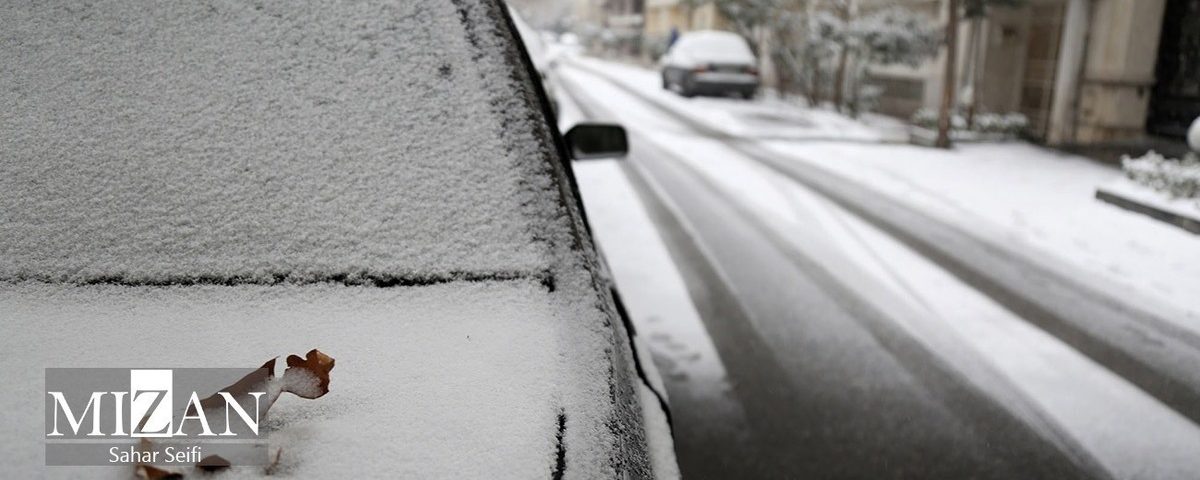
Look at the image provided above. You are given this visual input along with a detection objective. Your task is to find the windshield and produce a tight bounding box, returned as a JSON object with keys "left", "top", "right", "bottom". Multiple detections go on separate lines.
{"left": 0, "top": 0, "right": 560, "bottom": 285}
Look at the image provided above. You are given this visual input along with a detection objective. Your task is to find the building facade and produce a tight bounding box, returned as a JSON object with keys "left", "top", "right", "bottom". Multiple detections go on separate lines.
{"left": 643, "top": 0, "right": 730, "bottom": 46}
{"left": 871, "top": 0, "right": 1199, "bottom": 145}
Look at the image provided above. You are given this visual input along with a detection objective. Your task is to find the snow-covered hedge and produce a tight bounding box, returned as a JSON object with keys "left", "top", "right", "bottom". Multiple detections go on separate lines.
{"left": 975, "top": 113, "right": 1028, "bottom": 135}
{"left": 911, "top": 108, "right": 938, "bottom": 129}
{"left": 910, "top": 109, "right": 1027, "bottom": 135}
{"left": 1122, "top": 151, "right": 1200, "bottom": 199}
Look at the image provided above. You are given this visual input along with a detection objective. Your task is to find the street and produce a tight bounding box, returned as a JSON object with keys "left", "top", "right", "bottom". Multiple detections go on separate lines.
{"left": 557, "top": 55, "right": 1200, "bottom": 479}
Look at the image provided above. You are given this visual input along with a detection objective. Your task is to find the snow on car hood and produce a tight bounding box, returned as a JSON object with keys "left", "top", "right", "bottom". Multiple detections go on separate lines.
{"left": 0, "top": 280, "right": 616, "bottom": 478}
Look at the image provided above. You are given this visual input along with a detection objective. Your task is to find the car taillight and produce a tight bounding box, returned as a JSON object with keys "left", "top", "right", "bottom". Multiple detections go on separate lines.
{"left": 691, "top": 65, "right": 708, "bottom": 73}
{"left": 746, "top": 66, "right": 758, "bottom": 75}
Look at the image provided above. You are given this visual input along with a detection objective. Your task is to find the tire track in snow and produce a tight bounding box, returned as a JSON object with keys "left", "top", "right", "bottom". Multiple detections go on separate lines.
{"left": 560, "top": 57, "right": 1200, "bottom": 479}
{"left": 566, "top": 56, "right": 1200, "bottom": 430}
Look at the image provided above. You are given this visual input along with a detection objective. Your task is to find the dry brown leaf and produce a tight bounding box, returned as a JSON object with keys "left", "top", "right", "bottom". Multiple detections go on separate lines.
{"left": 134, "top": 439, "right": 183, "bottom": 480}
{"left": 129, "top": 350, "right": 335, "bottom": 478}
{"left": 196, "top": 358, "right": 277, "bottom": 412}
{"left": 195, "top": 454, "right": 231, "bottom": 472}
{"left": 264, "top": 448, "right": 284, "bottom": 476}
{"left": 135, "top": 464, "right": 183, "bottom": 480}
{"left": 283, "top": 349, "right": 336, "bottom": 399}
{"left": 187, "top": 349, "right": 336, "bottom": 422}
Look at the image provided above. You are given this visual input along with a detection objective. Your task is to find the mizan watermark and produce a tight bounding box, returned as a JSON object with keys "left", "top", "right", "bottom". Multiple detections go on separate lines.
{"left": 45, "top": 368, "right": 271, "bottom": 466}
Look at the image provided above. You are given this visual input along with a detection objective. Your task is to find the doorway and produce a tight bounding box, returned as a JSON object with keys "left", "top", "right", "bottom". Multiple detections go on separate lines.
{"left": 1018, "top": 2, "right": 1066, "bottom": 140}
{"left": 1148, "top": 0, "right": 1200, "bottom": 138}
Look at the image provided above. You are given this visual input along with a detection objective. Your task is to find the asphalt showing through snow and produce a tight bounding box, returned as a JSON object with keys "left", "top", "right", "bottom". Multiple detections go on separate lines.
{"left": 556, "top": 64, "right": 1107, "bottom": 479}
{"left": 565, "top": 59, "right": 1200, "bottom": 429}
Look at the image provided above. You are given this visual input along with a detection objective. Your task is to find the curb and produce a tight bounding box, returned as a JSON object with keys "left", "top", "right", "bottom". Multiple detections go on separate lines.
{"left": 1095, "top": 188, "right": 1200, "bottom": 235}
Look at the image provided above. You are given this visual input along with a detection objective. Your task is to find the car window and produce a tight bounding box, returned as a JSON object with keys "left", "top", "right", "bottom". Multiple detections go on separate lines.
{"left": 0, "top": 0, "right": 564, "bottom": 285}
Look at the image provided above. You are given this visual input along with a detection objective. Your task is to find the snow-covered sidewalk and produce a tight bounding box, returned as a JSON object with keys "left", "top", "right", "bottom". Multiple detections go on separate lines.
{"left": 764, "top": 141, "right": 1200, "bottom": 323}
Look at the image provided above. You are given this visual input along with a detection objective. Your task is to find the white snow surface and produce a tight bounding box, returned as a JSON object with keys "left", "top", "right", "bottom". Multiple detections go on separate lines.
{"left": 561, "top": 60, "right": 1200, "bottom": 477}
{"left": 567, "top": 56, "right": 1200, "bottom": 326}
{"left": 704, "top": 142, "right": 1200, "bottom": 479}
{"left": 775, "top": 181, "right": 1200, "bottom": 480}
{"left": 762, "top": 142, "right": 1200, "bottom": 325}
{"left": 1, "top": 281, "right": 619, "bottom": 479}
{"left": 1, "top": 0, "right": 556, "bottom": 282}
{"left": 2, "top": 1, "right": 658, "bottom": 478}
{"left": 574, "top": 160, "right": 739, "bottom": 421}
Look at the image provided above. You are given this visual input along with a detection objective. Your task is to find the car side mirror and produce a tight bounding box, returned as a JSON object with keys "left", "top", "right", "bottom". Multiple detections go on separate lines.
{"left": 565, "top": 123, "right": 628, "bottom": 160}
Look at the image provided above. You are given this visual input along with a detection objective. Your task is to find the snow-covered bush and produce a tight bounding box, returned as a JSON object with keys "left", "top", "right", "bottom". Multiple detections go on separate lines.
{"left": 974, "top": 112, "right": 1002, "bottom": 132}
{"left": 840, "top": 7, "right": 940, "bottom": 116}
{"left": 975, "top": 112, "right": 1027, "bottom": 135}
{"left": 1001, "top": 113, "right": 1028, "bottom": 134}
{"left": 910, "top": 108, "right": 968, "bottom": 131}
{"left": 850, "top": 7, "right": 941, "bottom": 68}
{"left": 910, "top": 109, "right": 1026, "bottom": 136}
{"left": 852, "top": 84, "right": 884, "bottom": 115}
{"left": 1122, "top": 151, "right": 1200, "bottom": 199}
{"left": 951, "top": 113, "right": 968, "bottom": 131}
{"left": 911, "top": 108, "right": 939, "bottom": 129}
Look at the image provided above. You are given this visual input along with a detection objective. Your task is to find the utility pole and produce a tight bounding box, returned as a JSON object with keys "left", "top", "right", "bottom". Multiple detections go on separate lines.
{"left": 936, "top": 0, "right": 959, "bottom": 149}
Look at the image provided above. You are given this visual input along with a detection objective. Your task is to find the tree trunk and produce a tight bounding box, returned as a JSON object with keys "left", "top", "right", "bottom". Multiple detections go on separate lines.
{"left": 964, "top": 16, "right": 982, "bottom": 129}
{"left": 775, "top": 49, "right": 790, "bottom": 99}
{"left": 833, "top": 0, "right": 860, "bottom": 113}
{"left": 936, "top": 0, "right": 960, "bottom": 149}
{"left": 803, "top": 0, "right": 819, "bottom": 107}
{"left": 846, "top": 52, "right": 861, "bottom": 117}
{"left": 808, "top": 51, "right": 821, "bottom": 106}
{"left": 833, "top": 44, "right": 848, "bottom": 111}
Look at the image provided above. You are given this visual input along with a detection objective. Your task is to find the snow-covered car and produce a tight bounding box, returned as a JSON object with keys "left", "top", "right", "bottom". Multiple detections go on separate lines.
{"left": 659, "top": 30, "right": 759, "bottom": 98}
{"left": 0, "top": 0, "right": 672, "bottom": 478}
{"left": 558, "top": 32, "right": 585, "bottom": 56}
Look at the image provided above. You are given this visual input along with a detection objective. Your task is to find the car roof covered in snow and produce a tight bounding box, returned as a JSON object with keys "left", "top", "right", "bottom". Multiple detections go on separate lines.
{"left": 2, "top": 0, "right": 560, "bottom": 285}
{"left": 673, "top": 30, "right": 756, "bottom": 64}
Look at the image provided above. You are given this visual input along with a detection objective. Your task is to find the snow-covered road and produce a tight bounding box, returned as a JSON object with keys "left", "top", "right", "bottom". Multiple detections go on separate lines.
{"left": 559, "top": 55, "right": 1200, "bottom": 479}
